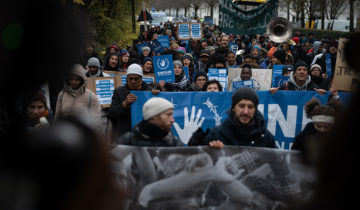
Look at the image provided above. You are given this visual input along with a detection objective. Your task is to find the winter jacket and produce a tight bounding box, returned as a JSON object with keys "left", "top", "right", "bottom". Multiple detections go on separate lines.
{"left": 291, "top": 122, "right": 319, "bottom": 152}
{"left": 109, "top": 82, "right": 152, "bottom": 137}
{"left": 279, "top": 71, "right": 319, "bottom": 91}
{"left": 117, "top": 120, "right": 183, "bottom": 146}
{"left": 203, "top": 111, "right": 276, "bottom": 148}
{"left": 54, "top": 65, "right": 101, "bottom": 124}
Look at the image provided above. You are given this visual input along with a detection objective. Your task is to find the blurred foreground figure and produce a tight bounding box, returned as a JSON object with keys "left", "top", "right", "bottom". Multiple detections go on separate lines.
{"left": 0, "top": 1, "right": 124, "bottom": 209}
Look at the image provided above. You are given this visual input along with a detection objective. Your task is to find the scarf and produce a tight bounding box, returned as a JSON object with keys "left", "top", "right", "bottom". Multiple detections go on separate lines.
{"left": 138, "top": 120, "right": 169, "bottom": 140}
{"left": 87, "top": 70, "right": 102, "bottom": 77}
{"left": 172, "top": 71, "right": 188, "bottom": 90}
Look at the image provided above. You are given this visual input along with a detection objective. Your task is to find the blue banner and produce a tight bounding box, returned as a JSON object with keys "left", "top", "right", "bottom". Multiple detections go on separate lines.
{"left": 131, "top": 91, "right": 352, "bottom": 150}
{"left": 153, "top": 54, "right": 175, "bottom": 83}
{"left": 158, "top": 35, "right": 170, "bottom": 48}
{"left": 121, "top": 75, "right": 154, "bottom": 85}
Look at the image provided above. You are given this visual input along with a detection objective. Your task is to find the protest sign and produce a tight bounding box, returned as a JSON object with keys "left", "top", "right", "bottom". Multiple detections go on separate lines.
{"left": 334, "top": 38, "right": 360, "bottom": 91}
{"left": 86, "top": 76, "right": 121, "bottom": 107}
{"left": 178, "top": 23, "right": 190, "bottom": 40}
{"left": 153, "top": 54, "right": 175, "bottom": 83}
{"left": 118, "top": 72, "right": 155, "bottom": 85}
{"left": 232, "top": 80, "right": 254, "bottom": 91}
{"left": 149, "top": 39, "right": 164, "bottom": 55}
{"left": 112, "top": 145, "right": 316, "bottom": 210}
{"left": 190, "top": 23, "right": 202, "bottom": 39}
{"left": 228, "top": 68, "right": 272, "bottom": 90}
{"left": 273, "top": 76, "right": 290, "bottom": 88}
{"left": 131, "top": 91, "right": 351, "bottom": 150}
{"left": 228, "top": 42, "right": 238, "bottom": 54}
{"left": 136, "top": 42, "right": 148, "bottom": 54}
{"left": 326, "top": 53, "right": 332, "bottom": 78}
{"left": 102, "top": 70, "right": 118, "bottom": 76}
{"left": 183, "top": 66, "right": 190, "bottom": 80}
{"left": 158, "top": 35, "right": 169, "bottom": 48}
{"left": 208, "top": 68, "right": 228, "bottom": 90}
{"left": 272, "top": 65, "right": 284, "bottom": 87}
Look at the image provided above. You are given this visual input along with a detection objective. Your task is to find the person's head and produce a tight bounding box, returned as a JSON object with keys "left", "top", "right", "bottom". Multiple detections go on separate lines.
{"left": 272, "top": 50, "right": 286, "bottom": 65}
{"left": 220, "top": 35, "right": 229, "bottom": 48}
{"left": 243, "top": 55, "right": 254, "bottom": 65}
{"left": 108, "top": 45, "right": 118, "bottom": 54}
{"left": 200, "top": 38, "right": 208, "bottom": 48}
{"left": 251, "top": 45, "right": 261, "bottom": 57}
{"left": 142, "top": 57, "right": 153, "bottom": 73}
{"left": 173, "top": 60, "right": 183, "bottom": 76}
{"left": 87, "top": 57, "right": 101, "bottom": 75}
{"left": 211, "top": 53, "right": 226, "bottom": 68}
{"left": 143, "top": 97, "right": 174, "bottom": 133}
{"left": 310, "top": 64, "right": 322, "bottom": 77}
{"left": 182, "top": 54, "right": 193, "bottom": 67}
{"left": 199, "top": 49, "right": 210, "bottom": 63}
{"left": 126, "top": 64, "right": 143, "bottom": 90}
{"left": 231, "top": 87, "right": 259, "bottom": 125}
{"left": 85, "top": 42, "right": 95, "bottom": 55}
{"left": 226, "top": 51, "right": 236, "bottom": 66}
{"left": 293, "top": 60, "right": 309, "bottom": 84}
{"left": 142, "top": 46, "right": 151, "bottom": 57}
{"left": 305, "top": 98, "right": 337, "bottom": 132}
{"left": 120, "top": 50, "right": 129, "bottom": 63}
{"left": 24, "top": 92, "right": 47, "bottom": 122}
{"left": 241, "top": 64, "right": 252, "bottom": 81}
{"left": 329, "top": 40, "right": 338, "bottom": 54}
{"left": 216, "top": 36, "right": 221, "bottom": 46}
{"left": 282, "top": 65, "right": 294, "bottom": 76}
{"left": 202, "top": 80, "right": 223, "bottom": 92}
{"left": 194, "top": 70, "right": 208, "bottom": 89}
{"left": 106, "top": 53, "right": 120, "bottom": 69}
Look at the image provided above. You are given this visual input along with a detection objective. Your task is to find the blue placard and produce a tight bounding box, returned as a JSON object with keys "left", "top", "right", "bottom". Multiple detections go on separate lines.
{"left": 190, "top": 23, "right": 202, "bottom": 39}
{"left": 326, "top": 53, "right": 332, "bottom": 78}
{"left": 121, "top": 75, "right": 154, "bottom": 85}
{"left": 208, "top": 68, "right": 228, "bottom": 91}
{"left": 272, "top": 65, "right": 285, "bottom": 87}
{"left": 131, "top": 91, "right": 352, "bottom": 149}
{"left": 153, "top": 54, "right": 175, "bottom": 83}
{"left": 203, "top": 16, "right": 213, "bottom": 25}
{"left": 232, "top": 80, "right": 254, "bottom": 91}
{"left": 136, "top": 43, "right": 146, "bottom": 54}
{"left": 179, "top": 23, "right": 190, "bottom": 39}
{"left": 273, "top": 76, "right": 290, "bottom": 88}
{"left": 158, "top": 35, "right": 169, "bottom": 48}
{"left": 95, "top": 79, "right": 115, "bottom": 104}
{"left": 150, "top": 39, "right": 164, "bottom": 54}
{"left": 228, "top": 42, "right": 238, "bottom": 54}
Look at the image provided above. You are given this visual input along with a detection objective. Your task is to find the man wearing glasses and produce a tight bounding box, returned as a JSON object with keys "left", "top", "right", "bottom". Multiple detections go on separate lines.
{"left": 109, "top": 64, "right": 153, "bottom": 138}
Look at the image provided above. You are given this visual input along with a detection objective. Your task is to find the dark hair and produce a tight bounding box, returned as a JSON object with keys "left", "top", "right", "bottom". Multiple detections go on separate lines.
{"left": 226, "top": 51, "right": 235, "bottom": 56}
{"left": 242, "top": 64, "right": 252, "bottom": 70}
{"left": 243, "top": 54, "right": 253, "bottom": 60}
{"left": 202, "top": 80, "right": 223, "bottom": 91}
{"left": 305, "top": 98, "right": 339, "bottom": 118}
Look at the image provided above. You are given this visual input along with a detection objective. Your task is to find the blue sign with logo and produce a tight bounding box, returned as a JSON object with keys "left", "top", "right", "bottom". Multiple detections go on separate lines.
{"left": 153, "top": 54, "right": 175, "bottom": 83}
{"left": 158, "top": 35, "right": 169, "bottom": 48}
{"left": 232, "top": 80, "right": 254, "bottom": 91}
{"left": 150, "top": 39, "right": 164, "bottom": 55}
{"left": 228, "top": 42, "right": 238, "bottom": 54}
{"left": 136, "top": 42, "right": 150, "bottom": 54}
{"left": 273, "top": 76, "right": 290, "bottom": 88}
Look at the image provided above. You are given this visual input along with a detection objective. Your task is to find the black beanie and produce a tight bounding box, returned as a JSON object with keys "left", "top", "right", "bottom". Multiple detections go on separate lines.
{"left": 194, "top": 70, "right": 208, "bottom": 81}
{"left": 293, "top": 60, "right": 309, "bottom": 72}
{"left": 273, "top": 50, "right": 286, "bottom": 64}
{"left": 231, "top": 87, "right": 259, "bottom": 109}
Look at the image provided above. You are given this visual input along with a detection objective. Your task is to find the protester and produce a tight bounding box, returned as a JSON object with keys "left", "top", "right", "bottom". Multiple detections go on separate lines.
{"left": 202, "top": 80, "right": 223, "bottom": 92}
{"left": 162, "top": 60, "right": 191, "bottom": 92}
{"left": 80, "top": 42, "right": 103, "bottom": 68}
{"left": 109, "top": 64, "right": 153, "bottom": 138}
{"left": 230, "top": 64, "right": 260, "bottom": 91}
{"left": 187, "top": 70, "right": 208, "bottom": 91}
{"left": 117, "top": 97, "right": 183, "bottom": 146}
{"left": 103, "top": 52, "right": 121, "bottom": 71}
{"left": 250, "top": 45, "right": 264, "bottom": 65}
{"left": 54, "top": 64, "right": 101, "bottom": 124}
{"left": 210, "top": 53, "right": 226, "bottom": 68}
{"left": 189, "top": 87, "right": 276, "bottom": 148}
{"left": 226, "top": 51, "right": 240, "bottom": 68}
{"left": 215, "top": 35, "right": 230, "bottom": 56}
{"left": 182, "top": 53, "right": 196, "bottom": 81}
{"left": 86, "top": 57, "right": 111, "bottom": 77}
{"left": 310, "top": 64, "right": 330, "bottom": 90}
{"left": 240, "top": 54, "right": 260, "bottom": 68}
{"left": 119, "top": 50, "right": 130, "bottom": 72}
{"left": 21, "top": 91, "right": 52, "bottom": 130}
{"left": 282, "top": 65, "right": 294, "bottom": 76}
{"left": 197, "top": 49, "right": 211, "bottom": 73}
{"left": 138, "top": 46, "right": 152, "bottom": 65}
{"left": 142, "top": 57, "right": 154, "bottom": 73}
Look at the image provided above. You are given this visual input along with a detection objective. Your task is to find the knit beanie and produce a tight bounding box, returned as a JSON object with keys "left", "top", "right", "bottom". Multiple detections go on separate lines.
{"left": 143, "top": 97, "right": 174, "bottom": 120}
{"left": 294, "top": 60, "right": 309, "bottom": 72}
{"left": 310, "top": 64, "right": 322, "bottom": 72}
{"left": 273, "top": 50, "right": 286, "bottom": 64}
{"left": 194, "top": 70, "right": 208, "bottom": 81}
{"left": 142, "top": 57, "right": 153, "bottom": 66}
{"left": 121, "top": 49, "right": 129, "bottom": 57}
{"left": 87, "top": 57, "right": 101, "bottom": 68}
{"left": 173, "top": 60, "right": 183, "bottom": 68}
{"left": 127, "top": 64, "right": 143, "bottom": 77}
{"left": 231, "top": 87, "right": 259, "bottom": 109}
{"left": 24, "top": 91, "right": 47, "bottom": 108}
{"left": 282, "top": 65, "right": 294, "bottom": 74}
{"left": 142, "top": 46, "right": 151, "bottom": 52}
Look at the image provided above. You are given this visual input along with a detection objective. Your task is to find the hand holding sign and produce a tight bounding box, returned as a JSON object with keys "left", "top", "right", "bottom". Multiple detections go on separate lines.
{"left": 174, "top": 106, "right": 205, "bottom": 144}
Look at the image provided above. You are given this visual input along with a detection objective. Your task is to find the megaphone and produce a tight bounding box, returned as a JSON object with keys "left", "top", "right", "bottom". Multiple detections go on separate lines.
{"left": 266, "top": 17, "right": 292, "bottom": 43}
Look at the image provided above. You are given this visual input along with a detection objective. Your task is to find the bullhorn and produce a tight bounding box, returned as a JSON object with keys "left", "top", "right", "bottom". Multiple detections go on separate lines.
{"left": 266, "top": 17, "right": 292, "bottom": 43}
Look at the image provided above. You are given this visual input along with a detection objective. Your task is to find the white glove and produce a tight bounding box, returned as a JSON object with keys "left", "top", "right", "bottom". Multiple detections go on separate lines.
{"left": 174, "top": 106, "right": 205, "bottom": 144}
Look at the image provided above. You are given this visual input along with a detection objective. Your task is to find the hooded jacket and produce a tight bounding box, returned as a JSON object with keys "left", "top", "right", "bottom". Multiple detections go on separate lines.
{"left": 54, "top": 64, "right": 101, "bottom": 124}
{"left": 203, "top": 111, "right": 276, "bottom": 148}
{"left": 279, "top": 71, "right": 319, "bottom": 91}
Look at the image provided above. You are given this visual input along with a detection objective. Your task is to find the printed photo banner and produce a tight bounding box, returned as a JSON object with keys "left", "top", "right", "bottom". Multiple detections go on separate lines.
{"left": 111, "top": 145, "right": 316, "bottom": 210}
{"left": 228, "top": 68, "right": 272, "bottom": 90}
{"left": 131, "top": 91, "right": 352, "bottom": 150}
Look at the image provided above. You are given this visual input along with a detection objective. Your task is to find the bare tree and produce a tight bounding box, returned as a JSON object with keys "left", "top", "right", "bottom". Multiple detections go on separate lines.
{"left": 325, "top": 0, "right": 346, "bottom": 29}
{"left": 204, "top": 0, "right": 218, "bottom": 19}
{"left": 191, "top": 0, "right": 202, "bottom": 19}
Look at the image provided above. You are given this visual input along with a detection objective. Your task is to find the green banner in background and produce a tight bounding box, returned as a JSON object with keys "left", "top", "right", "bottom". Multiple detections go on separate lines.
{"left": 219, "top": 0, "right": 279, "bottom": 35}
